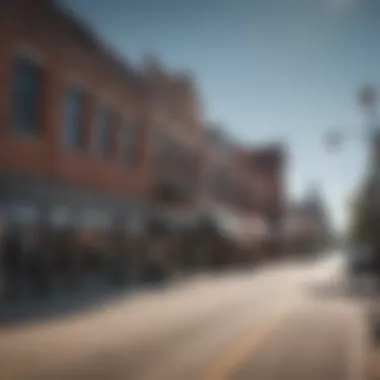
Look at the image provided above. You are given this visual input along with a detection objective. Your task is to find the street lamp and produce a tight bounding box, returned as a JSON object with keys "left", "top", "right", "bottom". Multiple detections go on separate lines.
{"left": 320, "top": 86, "right": 379, "bottom": 246}
{"left": 322, "top": 85, "right": 378, "bottom": 152}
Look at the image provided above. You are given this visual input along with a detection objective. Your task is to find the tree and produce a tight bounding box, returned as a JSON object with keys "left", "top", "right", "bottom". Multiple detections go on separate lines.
{"left": 348, "top": 185, "right": 379, "bottom": 249}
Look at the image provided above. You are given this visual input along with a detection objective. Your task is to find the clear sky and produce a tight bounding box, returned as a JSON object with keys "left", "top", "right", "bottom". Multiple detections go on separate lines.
{"left": 60, "top": 0, "right": 380, "bottom": 230}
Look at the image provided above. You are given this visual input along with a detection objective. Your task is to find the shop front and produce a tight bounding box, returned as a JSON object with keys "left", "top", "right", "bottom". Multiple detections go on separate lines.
{"left": 147, "top": 207, "right": 204, "bottom": 276}
{"left": 0, "top": 175, "right": 149, "bottom": 297}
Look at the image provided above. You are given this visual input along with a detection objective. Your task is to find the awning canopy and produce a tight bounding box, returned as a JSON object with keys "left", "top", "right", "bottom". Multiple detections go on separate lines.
{"left": 207, "top": 205, "right": 271, "bottom": 244}
{"left": 283, "top": 215, "right": 321, "bottom": 239}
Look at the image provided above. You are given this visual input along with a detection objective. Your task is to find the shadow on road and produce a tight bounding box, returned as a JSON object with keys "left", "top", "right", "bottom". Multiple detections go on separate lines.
{"left": 0, "top": 279, "right": 173, "bottom": 329}
{"left": 0, "top": 286, "right": 129, "bottom": 329}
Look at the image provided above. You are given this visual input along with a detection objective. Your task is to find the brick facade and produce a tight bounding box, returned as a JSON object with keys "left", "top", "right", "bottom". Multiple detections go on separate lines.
{"left": 142, "top": 59, "right": 205, "bottom": 211}
{"left": 0, "top": 0, "right": 285, "bottom": 236}
{"left": 0, "top": 0, "right": 149, "bottom": 201}
{"left": 201, "top": 126, "right": 285, "bottom": 254}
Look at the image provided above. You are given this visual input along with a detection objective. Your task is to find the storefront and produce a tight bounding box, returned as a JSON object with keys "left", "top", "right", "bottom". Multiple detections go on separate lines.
{"left": 147, "top": 207, "right": 204, "bottom": 274}
{"left": 205, "top": 206, "right": 271, "bottom": 265}
{"left": 0, "top": 175, "right": 148, "bottom": 230}
{"left": 0, "top": 175, "right": 149, "bottom": 295}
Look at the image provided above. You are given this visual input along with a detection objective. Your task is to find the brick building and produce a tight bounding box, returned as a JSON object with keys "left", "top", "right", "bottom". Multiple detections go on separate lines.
{"left": 141, "top": 58, "right": 206, "bottom": 228}
{"left": 0, "top": 0, "right": 157, "bottom": 230}
{"left": 201, "top": 126, "right": 234, "bottom": 208}
{"left": 283, "top": 188, "right": 331, "bottom": 255}
{"left": 228, "top": 144, "right": 285, "bottom": 258}
{"left": 201, "top": 126, "right": 286, "bottom": 260}
{"left": 0, "top": 0, "right": 285, "bottom": 258}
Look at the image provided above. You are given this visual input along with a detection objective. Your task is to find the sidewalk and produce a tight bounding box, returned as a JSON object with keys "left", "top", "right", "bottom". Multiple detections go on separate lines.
{"left": 0, "top": 271, "right": 191, "bottom": 328}
{"left": 360, "top": 279, "right": 380, "bottom": 380}
{"left": 0, "top": 265, "right": 262, "bottom": 328}
{"left": 367, "top": 296, "right": 380, "bottom": 380}
{"left": 0, "top": 280, "right": 138, "bottom": 328}
{"left": 368, "top": 347, "right": 380, "bottom": 379}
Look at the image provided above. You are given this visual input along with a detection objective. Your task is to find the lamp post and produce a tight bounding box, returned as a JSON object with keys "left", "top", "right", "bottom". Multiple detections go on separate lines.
{"left": 322, "top": 86, "right": 380, "bottom": 339}
{"left": 323, "top": 86, "right": 377, "bottom": 153}
{"left": 321, "top": 86, "right": 379, "bottom": 250}
{"left": 323, "top": 86, "right": 379, "bottom": 183}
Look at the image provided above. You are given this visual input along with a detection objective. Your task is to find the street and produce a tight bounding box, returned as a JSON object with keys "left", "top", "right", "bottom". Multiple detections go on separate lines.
{"left": 0, "top": 252, "right": 367, "bottom": 380}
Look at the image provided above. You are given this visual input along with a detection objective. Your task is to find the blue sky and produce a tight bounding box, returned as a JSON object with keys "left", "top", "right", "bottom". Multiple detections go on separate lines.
{"left": 60, "top": 0, "right": 380, "bottom": 229}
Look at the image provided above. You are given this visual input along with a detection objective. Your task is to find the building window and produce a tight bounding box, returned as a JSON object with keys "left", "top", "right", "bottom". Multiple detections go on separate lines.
{"left": 62, "top": 88, "right": 86, "bottom": 149}
{"left": 123, "top": 122, "right": 140, "bottom": 167}
{"left": 12, "top": 57, "right": 43, "bottom": 135}
{"left": 97, "top": 107, "right": 113, "bottom": 157}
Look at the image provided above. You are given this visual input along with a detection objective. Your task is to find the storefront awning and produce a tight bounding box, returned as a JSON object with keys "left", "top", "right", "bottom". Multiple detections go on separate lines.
{"left": 208, "top": 205, "right": 271, "bottom": 243}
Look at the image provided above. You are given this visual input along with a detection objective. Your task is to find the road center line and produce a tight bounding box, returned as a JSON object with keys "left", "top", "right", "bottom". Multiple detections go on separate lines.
{"left": 201, "top": 301, "right": 299, "bottom": 380}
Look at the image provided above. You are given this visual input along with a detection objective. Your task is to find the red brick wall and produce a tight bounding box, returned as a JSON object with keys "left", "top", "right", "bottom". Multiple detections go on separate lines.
{"left": 228, "top": 146, "right": 285, "bottom": 220}
{"left": 143, "top": 61, "right": 206, "bottom": 209}
{"left": 0, "top": 0, "right": 150, "bottom": 198}
{"left": 0, "top": 0, "right": 207, "bottom": 207}
{"left": 254, "top": 148, "right": 285, "bottom": 220}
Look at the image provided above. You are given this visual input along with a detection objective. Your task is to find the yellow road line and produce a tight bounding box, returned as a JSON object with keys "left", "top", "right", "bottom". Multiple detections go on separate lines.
{"left": 202, "top": 305, "right": 297, "bottom": 380}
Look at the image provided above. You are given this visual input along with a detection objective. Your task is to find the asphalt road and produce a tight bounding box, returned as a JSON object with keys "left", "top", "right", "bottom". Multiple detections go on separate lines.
{"left": 0, "top": 253, "right": 367, "bottom": 380}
